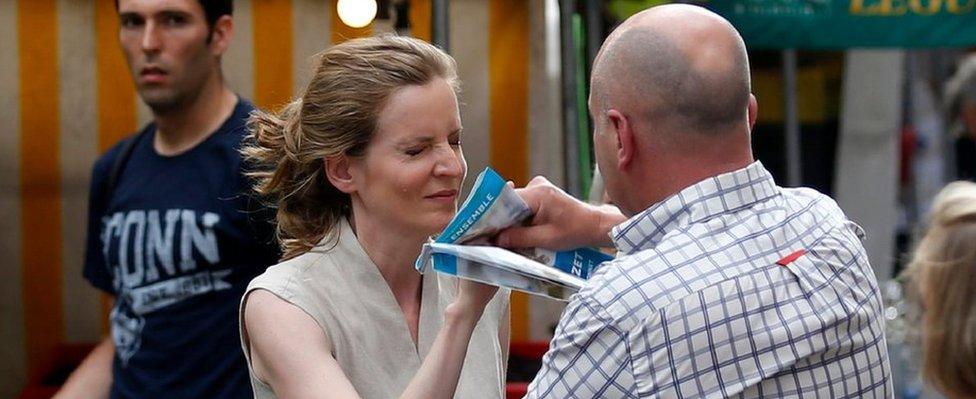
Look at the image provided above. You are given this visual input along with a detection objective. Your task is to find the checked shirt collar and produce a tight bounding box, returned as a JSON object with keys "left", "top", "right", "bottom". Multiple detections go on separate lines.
{"left": 610, "top": 161, "right": 780, "bottom": 255}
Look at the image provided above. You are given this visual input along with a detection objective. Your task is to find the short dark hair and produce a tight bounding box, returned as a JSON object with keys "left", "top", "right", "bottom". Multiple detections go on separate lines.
{"left": 115, "top": 0, "right": 234, "bottom": 27}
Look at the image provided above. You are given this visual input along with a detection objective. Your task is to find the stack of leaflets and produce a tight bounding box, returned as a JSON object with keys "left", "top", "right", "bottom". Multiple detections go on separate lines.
{"left": 414, "top": 167, "right": 613, "bottom": 301}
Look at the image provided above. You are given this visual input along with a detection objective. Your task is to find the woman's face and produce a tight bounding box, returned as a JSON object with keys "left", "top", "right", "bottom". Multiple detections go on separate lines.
{"left": 348, "top": 77, "right": 466, "bottom": 237}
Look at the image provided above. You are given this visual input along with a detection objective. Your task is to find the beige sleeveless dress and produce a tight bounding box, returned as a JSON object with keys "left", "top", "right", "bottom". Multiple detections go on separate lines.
{"left": 239, "top": 219, "right": 509, "bottom": 399}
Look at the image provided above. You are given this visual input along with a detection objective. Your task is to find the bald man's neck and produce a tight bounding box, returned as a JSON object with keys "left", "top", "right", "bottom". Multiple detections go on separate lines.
{"left": 623, "top": 126, "right": 755, "bottom": 211}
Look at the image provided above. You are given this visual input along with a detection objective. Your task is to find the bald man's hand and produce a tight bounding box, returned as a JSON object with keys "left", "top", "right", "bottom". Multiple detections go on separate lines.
{"left": 496, "top": 176, "right": 625, "bottom": 251}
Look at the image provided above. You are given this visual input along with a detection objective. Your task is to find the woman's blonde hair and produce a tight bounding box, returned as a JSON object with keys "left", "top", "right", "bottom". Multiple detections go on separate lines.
{"left": 243, "top": 35, "right": 459, "bottom": 260}
{"left": 906, "top": 181, "right": 976, "bottom": 398}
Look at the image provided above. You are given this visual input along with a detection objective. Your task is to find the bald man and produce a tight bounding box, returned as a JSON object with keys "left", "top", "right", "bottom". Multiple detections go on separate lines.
{"left": 498, "top": 5, "right": 892, "bottom": 398}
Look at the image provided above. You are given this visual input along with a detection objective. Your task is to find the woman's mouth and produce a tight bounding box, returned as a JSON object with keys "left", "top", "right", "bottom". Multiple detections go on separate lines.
{"left": 425, "top": 189, "right": 458, "bottom": 202}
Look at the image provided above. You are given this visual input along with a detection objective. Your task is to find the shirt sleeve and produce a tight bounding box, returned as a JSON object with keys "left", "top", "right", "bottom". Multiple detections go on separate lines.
{"left": 524, "top": 294, "right": 638, "bottom": 398}
{"left": 82, "top": 156, "right": 116, "bottom": 295}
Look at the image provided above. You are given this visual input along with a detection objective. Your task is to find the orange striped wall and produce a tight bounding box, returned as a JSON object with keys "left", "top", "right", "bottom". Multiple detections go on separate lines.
{"left": 254, "top": 0, "right": 294, "bottom": 110}
{"left": 18, "top": 0, "right": 64, "bottom": 378}
{"left": 489, "top": 0, "right": 530, "bottom": 185}
{"left": 95, "top": 0, "right": 137, "bottom": 153}
{"left": 0, "top": 0, "right": 27, "bottom": 395}
{"left": 410, "top": 0, "right": 432, "bottom": 42}
{"left": 4, "top": 1, "right": 557, "bottom": 395}
{"left": 489, "top": 0, "right": 531, "bottom": 341}
{"left": 95, "top": 0, "right": 138, "bottom": 333}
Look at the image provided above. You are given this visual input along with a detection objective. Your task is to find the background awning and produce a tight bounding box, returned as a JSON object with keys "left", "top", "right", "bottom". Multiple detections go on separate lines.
{"left": 706, "top": 0, "right": 976, "bottom": 49}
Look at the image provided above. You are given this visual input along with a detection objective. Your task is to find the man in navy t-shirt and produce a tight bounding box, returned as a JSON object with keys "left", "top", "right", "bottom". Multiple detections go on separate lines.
{"left": 55, "top": 1, "right": 279, "bottom": 398}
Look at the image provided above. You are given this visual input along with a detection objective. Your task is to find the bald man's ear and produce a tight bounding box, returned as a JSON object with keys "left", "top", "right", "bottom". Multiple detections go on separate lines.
{"left": 747, "top": 94, "right": 758, "bottom": 131}
{"left": 607, "top": 109, "right": 634, "bottom": 170}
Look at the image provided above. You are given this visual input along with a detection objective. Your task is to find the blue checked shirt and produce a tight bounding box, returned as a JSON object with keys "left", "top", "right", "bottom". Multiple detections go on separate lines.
{"left": 525, "top": 162, "right": 892, "bottom": 398}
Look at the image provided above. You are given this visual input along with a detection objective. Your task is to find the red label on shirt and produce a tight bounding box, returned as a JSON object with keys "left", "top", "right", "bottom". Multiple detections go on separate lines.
{"left": 776, "top": 249, "right": 806, "bottom": 266}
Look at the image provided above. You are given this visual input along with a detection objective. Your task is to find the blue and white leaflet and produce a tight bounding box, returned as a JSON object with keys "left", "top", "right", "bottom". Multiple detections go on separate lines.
{"left": 415, "top": 167, "right": 613, "bottom": 301}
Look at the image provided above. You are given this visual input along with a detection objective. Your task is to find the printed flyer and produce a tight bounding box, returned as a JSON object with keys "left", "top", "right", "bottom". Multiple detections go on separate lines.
{"left": 415, "top": 167, "right": 613, "bottom": 300}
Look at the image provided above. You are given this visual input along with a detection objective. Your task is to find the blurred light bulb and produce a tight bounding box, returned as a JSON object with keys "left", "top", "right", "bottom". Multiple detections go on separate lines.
{"left": 337, "top": 0, "right": 377, "bottom": 29}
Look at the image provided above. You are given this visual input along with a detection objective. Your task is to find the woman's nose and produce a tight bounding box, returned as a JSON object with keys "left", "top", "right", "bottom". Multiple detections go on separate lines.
{"left": 433, "top": 146, "right": 464, "bottom": 178}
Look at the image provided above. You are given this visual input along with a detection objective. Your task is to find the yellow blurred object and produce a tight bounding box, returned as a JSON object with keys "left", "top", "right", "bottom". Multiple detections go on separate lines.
{"left": 753, "top": 62, "right": 842, "bottom": 125}
{"left": 337, "top": 0, "right": 377, "bottom": 28}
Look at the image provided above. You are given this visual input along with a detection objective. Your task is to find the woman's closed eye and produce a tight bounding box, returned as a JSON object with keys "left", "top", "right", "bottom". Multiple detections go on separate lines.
{"left": 402, "top": 134, "right": 461, "bottom": 157}
{"left": 405, "top": 146, "right": 425, "bottom": 157}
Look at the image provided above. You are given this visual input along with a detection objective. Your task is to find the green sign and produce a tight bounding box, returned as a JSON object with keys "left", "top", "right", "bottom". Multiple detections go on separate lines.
{"left": 704, "top": 0, "right": 976, "bottom": 49}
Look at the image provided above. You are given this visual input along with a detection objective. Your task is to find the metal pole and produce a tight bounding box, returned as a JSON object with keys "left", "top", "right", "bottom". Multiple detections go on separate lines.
{"left": 937, "top": 50, "right": 957, "bottom": 181}
{"left": 584, "top": 0, "right": 601, "bottom": 70}
{"left": 432, "top": 0, "right": 449, "bottom": 52}
{"left": 783, "top": 49, "right": 801, "bottom": 187}
{"left": 900, "top": 54, "right": 918, "bottom": 273}
{"left": 582, "top": 0, "right": 603, "bottom": 201}
{"left": 560, "top": 0, "right": 581, "bottom": 197}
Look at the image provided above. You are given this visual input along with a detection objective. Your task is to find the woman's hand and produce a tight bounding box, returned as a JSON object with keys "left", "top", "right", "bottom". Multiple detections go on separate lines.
{"left": 446, "top": 279, "right": 498, "bottom": 326}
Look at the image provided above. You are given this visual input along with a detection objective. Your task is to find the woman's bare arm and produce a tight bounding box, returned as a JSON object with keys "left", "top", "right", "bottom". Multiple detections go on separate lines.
{"left": 245, "top": 280, "right": 499, "bottom": 399}
{"left": 244, "top": 290, "right": 360, "bottom": 399}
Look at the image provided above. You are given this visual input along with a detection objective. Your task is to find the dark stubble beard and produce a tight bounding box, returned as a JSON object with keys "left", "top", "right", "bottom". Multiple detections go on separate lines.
{"left": 140, "top": 33, "right": 216, "bottom": 116}
{"left": 141, "top": 73, "right": 209, "bottom": 116}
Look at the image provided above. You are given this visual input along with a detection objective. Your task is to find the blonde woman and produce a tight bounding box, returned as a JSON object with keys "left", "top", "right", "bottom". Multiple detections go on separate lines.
{"left": 239, "top": 36, "right": 509, "bottom": 399}
{"left": 906, "top": 181, "right": 976, "bottom": 399}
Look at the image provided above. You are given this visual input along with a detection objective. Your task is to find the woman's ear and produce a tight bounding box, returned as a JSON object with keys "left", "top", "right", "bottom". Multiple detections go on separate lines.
{"left": 325, "top": 155, "right": 356, "bottom": 194}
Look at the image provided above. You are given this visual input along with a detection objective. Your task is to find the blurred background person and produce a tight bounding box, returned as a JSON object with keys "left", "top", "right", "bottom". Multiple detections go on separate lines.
{"left": 946, "top": 54, "right": 976, "bottom": 181}
{"left": 905, "top": 181, "right": 976, "bottom": 399}
{"left": 55, "top": 0, "right": 279, "bottom": 398}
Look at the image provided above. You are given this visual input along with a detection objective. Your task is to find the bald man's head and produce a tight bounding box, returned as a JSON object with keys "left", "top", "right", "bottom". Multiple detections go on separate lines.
{"left": 591, "top": 5, "right": 751, "bottom": 136}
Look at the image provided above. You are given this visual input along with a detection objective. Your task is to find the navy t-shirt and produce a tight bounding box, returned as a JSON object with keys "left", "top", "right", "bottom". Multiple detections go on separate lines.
{"left": 83, "top": 99, "right": 279, "bottom": 399}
